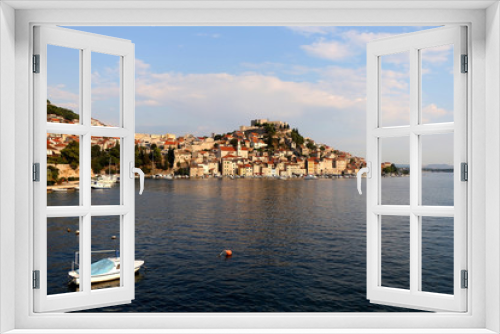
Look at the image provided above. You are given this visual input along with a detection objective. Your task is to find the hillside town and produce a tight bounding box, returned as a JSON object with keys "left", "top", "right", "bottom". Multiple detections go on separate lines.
{"left": 46, "top": 101, "right": 391, "bottom": 182}
{"left": 134, "top": 118, "right": 367, "bottom": 178}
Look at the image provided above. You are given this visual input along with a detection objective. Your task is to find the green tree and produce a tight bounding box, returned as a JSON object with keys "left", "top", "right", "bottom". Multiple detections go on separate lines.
{"left": 214, "top": 134, "right": 222, "bottom": 141}
{"left": 291, "top": 128, "right": 304, "bottom": 145}
{"left": 47, "top": 100, "right": 80, "bottom": 121}
{"left": 91, "top": 160, "right": 103, "bottom": 174}
{"left": 230, "top": 138, "right": 239, "bottom": 148}
{"left": 47, "top": 166, "right": 59, "bottom": 185}
{"left": 175, "top": 167, "right": 190, "bottom": 176}
{"left": 167, "top": 149, "right": 175, "bottom": 168}
{"left": 142, "top": 148, "right": 151, "bottom": 166}
{"left": 263, "top": 123, "right": 276, "bottom": 135}
{"left": 90, "top": 142, "right": 120, "bottom": 174}
{"left": 383, "top": 163, "right": 399, "bottom": 175}
{"left": 320, "top": 146, "right": 326, "bottom": 151}
{"left": 61, "top": 140, "right": 79, "bottom": 170}
{"left": 135, "top": 144, "right": 143, "bottom": 166}
{"left": 150, "top": 144, "right": 162, "bottom": 166}
{"left": 306, "top": 142, "right": 317, "bottom": 151}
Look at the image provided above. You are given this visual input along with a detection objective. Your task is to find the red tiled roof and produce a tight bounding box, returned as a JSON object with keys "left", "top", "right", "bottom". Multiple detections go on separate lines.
{"left": 220, "top": 147, "right": 236, "bottom": 152}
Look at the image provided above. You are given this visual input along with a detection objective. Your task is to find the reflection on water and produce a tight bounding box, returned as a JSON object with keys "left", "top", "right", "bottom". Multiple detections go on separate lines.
{"left": 46, "top": 173, "right": 453, "bottom": 312}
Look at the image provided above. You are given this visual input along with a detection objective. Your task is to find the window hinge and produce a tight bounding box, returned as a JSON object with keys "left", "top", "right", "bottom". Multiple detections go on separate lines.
{"left": 33, "top": 270, "right": 40, "bottom": 289}
{"left": 461, "top": 270, "right": 468, "bottom": 289}
{"left": 33, "top": 54, "right": 40, "bottom": 73}
{"left": 33, "top": 163, "right": 40, "bottom": 182}
{"left": 461, "top": 162, "right": 468, "bottom": 181}
{"left": 461, "top": 54, "right": 468, "bottom": 73}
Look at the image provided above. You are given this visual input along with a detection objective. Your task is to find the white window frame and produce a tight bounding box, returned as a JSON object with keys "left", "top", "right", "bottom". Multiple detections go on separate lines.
{"left": 366, "top": 26, "right": 468, "bottom": 312}
{"left": 33, "top": 25, "right": 136, "bottom": 313}
{"left": 1, "top": 1, "right": 499, "bottom": 333}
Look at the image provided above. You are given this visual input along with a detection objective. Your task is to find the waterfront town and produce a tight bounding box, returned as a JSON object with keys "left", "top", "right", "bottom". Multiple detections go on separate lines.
{"left": 46, "top": 101, "right": 402, "bottom": 183}
{"left": 133, "top": 118, "right": 368, "bottom": 178}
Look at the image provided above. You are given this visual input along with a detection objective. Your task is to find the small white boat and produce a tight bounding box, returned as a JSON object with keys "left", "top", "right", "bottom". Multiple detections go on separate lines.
{"left": 100, "top": 174, "right": 119, "bottom": 184}
{"left": 304, "top": 175, "right": 317, "bottom": 180}
{"left": 91, "top": 180, "right": 112, "bottom": 189}
{"left": 68, "top": 257, "right": 144, "bottom": 285}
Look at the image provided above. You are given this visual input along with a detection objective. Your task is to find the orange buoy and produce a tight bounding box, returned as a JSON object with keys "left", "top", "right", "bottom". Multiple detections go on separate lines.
{"left": 219, "top": 249, "right": 232, "bottom": 257}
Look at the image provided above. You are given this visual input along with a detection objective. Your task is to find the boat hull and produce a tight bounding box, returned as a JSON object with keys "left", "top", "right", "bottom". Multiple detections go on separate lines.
{"left": 69, "top": 259, "right": 144, "bottom": 285}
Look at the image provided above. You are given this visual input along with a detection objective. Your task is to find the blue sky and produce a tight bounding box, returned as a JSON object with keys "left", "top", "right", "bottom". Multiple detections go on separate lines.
{"left": 48, "top": 26, "right": 454, "bottom": 164}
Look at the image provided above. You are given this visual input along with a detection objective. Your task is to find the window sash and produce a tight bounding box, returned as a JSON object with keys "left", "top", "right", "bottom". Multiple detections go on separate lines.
{"left": 366, "top": 26, "right": 468, "bottom": 312}
{"left": 33, "top": 25, "right": 136, "bottom": 313}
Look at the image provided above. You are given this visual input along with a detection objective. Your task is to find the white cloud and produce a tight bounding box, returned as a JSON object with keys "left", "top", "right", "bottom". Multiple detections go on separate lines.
{"left": 341, "top": 30, "right": 394, "bottom": 46}
{"left": 421, "top": 44, "right": 453, "bottom": 64}
{"left": 132, "top": 59, "right": 371, "bottom": 146}
{"left": 421, "top": 103, "right": 452, "bottom": 123}
{"left": 422, "top": 103, "right": 448, "bottom": 117}
{"left": 300, "top": 30, "right": 396, "bottom": 62}
{"left": 47, "top": 85, "right": 79, "bottom": 112}
{"left": 136, "top": 69, "right": 363, "bottom": 118}
{"left": 301, "top": 39, "right": 353, "bottom": 61}
{"left": 382, "top": 52, "right": 410, "bottom": 65}
{"left": 380, "top": 68, "right": 409, "bottom": 92}
{"left": 136, "top": 59, "right": 151, "bottom": 75}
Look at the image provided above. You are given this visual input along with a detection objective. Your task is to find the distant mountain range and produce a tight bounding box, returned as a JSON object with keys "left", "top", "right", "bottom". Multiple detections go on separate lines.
{"left": 424, "top": 164, "right": 453, "bottom": 170}
{"left": 395, "top": 164, "right": 453, "bottom": 170}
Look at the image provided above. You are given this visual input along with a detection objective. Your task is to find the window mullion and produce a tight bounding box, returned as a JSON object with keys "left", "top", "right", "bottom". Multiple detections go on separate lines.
{"left": 409, "top": 47, "right": 420, "bottom": 294}
{"left": 79, "top": 48, "right": 92, "bottom": 294}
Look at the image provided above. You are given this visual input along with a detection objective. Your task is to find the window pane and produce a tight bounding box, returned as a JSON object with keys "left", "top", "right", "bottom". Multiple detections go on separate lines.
{"left": 380, "top": 137, "right": 410, "bottom": 205}
{"left": 421, "top": 133, "right": 454, "bottom": 206}
{"left": 47, "top": 45, "right": 80, "bottom": 125}
{"left": 381, "top": 215, "right": 410, "bottom": 290}
{"left": 91, "top": 136, "right": 121, "bottom": 206}
{"left": 91, "top": 216, "right": 121, "bottom": 290}
{"left": 92, "top": 52, "right": 121, "bottom": 127}
{"left": 420, "top": 45, "right": 454, "bottom": 124}
{"left": 47, "top": 133, "right": 80, "bottom": 206}
{"left": 421, "top": 217, "right": 454, "bottom": 295}
{"left": 48, "top": 217, "right": 80, "bottom": 295}
{"left": 380, "top": 51, "right": 410, "bottom": 127}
